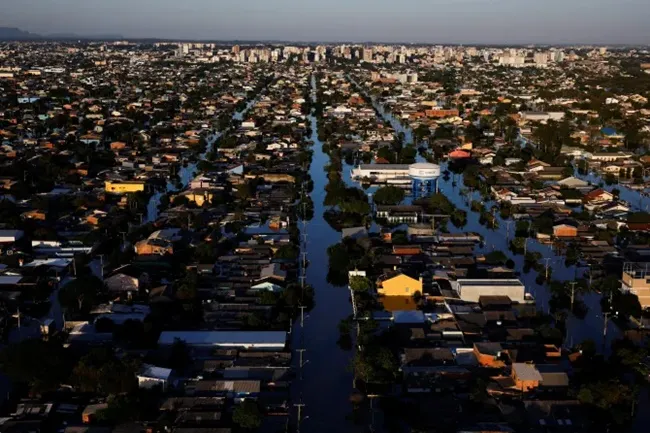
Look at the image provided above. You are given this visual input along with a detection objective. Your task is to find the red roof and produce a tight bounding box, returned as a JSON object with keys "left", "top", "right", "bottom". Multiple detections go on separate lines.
{"left": 583, "top": 188, "right": 611, "bottom": 201}
{"left": 627, "top": 222, "right": 650, "bottom": 231}
{"left": 392, "top": 246, "right": 422, "bottom": 255}
{"left": 448, "top": 149, "right": 471, "bottom": 159}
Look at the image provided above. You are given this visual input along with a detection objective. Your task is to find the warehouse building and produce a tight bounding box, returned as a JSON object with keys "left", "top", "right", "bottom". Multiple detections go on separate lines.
{"left": 158, "top": 331, "right": 287, "bottom": 350}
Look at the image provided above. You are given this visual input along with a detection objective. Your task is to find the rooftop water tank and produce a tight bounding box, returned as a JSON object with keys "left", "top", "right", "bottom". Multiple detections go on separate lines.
{"left": 408, "top": 163, "right": 441, "bottom": 180}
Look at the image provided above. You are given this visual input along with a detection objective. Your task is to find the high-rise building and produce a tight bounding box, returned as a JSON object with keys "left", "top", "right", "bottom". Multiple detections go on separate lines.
{"left": 533, "top": 52, "right": 548, "bottom": 67}
{"left": 362, "top": 47, "right": 373, "bottom": 62}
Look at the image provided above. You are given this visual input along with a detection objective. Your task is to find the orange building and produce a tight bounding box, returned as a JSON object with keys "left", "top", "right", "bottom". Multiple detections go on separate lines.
{"left": 474, "top": 342, "right": 507, "bottom": 368}
{"left": 135, "top": 239, "right": 173, "bottom": 255}
{"left": 425, "top": 108, "right": 459, "bottom": 118}
{"left": 553, "top": 224, "right": 578, "bottom": 238}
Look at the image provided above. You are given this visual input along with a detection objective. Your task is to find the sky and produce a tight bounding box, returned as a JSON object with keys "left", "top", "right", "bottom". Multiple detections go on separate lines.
{"left": 3, "top": 0, "right": 650, "bottom": 45}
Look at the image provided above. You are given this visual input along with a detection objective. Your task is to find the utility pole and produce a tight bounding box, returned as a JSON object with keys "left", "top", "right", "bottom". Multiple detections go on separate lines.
{"left": 294, "top": 403, "right": 306, "bottom": 433}
{"left": 368, "top": 394, "right": 380, "bottom": 433}
{"left": 98, "top": 254, "right": 104, "bottom": 281}
{"left": 523, "top": 237, "right": 529, "bottom": 256}
{"left": 603, "top": 311, "right": 611, "bottom": 352}
{"left": 569, "top": 282, "right": 577, "bottom": 311}
{"left": 298, "top": 305, "right": 307, "bottom": 328}
{"left": 296, "top": 348, "right": 307, "bottom": 380}
{"left": 505, "top": 220, "right": 513, "bottom": 240}
{"left": 544, "top": 258, "right": 551, "bottom": 280}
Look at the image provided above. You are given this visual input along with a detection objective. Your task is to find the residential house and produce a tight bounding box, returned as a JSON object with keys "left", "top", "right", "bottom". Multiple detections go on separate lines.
{"left": 583, "top": 188, "right": 614, "bottom": 205}
{"left": 137, "top": 364, "right": 172, "bottom": 390}
{"left": 474, "top": 342, "right": 507, "bottom": 368}
{"left": 104, "top": 180, "right": 147, "bottom": 194}
{"left": 377, "top": 272, "right": 423, "bottom": 311}
{"left": 553, "top": 224, "right": 578, "bottom": 238}
{"left": 621, "top": 262, "right": 650, "bottom": 309}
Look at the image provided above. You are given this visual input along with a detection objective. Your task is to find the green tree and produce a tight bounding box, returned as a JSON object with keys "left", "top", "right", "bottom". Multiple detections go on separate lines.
{"left": 58, "top": 275, "right": 104, "bottom": 314}
{"left": 176, "top": 270, "right": 198, "bottom": 300}
{"left": 349, "top": 276, "right": 372, "bottom": 292}
{"left": 72, "top": 348, "right": 138, "bottom": 395}
{"left": 274, "top": 244, "right": 300, "bottom": 260}
{"left": 0, "top": 339, "right": 71, "bottom": 395}
{"left": 232, "top": 400, "right": 262, "bottom": 430}
{"left": 373, "top": 186, "right": 405, "bottom": 206}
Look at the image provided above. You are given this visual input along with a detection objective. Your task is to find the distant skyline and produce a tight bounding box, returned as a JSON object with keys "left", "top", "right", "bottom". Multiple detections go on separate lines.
{"left": 3, "top": 0, "right": 650, "bottom": 45}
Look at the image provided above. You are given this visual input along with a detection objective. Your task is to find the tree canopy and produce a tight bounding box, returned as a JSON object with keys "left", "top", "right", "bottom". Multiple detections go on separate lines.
{"left": 72, "top": 348, "right": 139, "bottom": 395}
{"left": 0, "top": 339, "right": 71, "bottom": 395}
{"left": 232, "top": 400, "right": 262, "bottom": 430}
{"left": 373, "top": 186, "right": 405, "bottom": 206}
{"left": 58, "top": 275, "right": 104, "bottom": 314}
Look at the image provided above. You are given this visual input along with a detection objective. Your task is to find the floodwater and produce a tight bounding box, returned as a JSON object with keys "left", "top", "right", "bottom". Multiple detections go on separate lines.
{"left": 290, "top": 74, "right": 358, "bottom": 433}
{"left": 576, "top": 171, "right": 650, "bottom": 212}
{"left": 145, "top": 96, "right": 261, "bottom": 223}
{"left": 365, "top": 90, "right": 621, "bottom": 351}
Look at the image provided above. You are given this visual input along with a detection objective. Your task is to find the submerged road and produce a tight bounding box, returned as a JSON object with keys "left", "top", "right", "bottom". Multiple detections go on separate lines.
{"left": 357, "top": 78, "right": 620, "bottom": 351}
{"left": 290, "top": 74, "right": 359, "bottom": 433}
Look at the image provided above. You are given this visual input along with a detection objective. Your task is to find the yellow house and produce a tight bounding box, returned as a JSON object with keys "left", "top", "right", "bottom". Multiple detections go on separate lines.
{"left": 180, "top": 189, "right": 215, "bottom": 207}
{"left": 104, "top": 180, "right": 146, "bottom": 194}
{"left": 378, "top": 273, "right": 422, "bottom": 297}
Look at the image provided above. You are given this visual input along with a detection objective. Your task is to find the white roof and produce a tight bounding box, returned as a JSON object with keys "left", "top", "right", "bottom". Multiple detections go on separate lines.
{"left": 409, "top": 162, "right": 440, "bottom": 170}
{"left": 24, "top": 258, "right": 72, "bottom": 268}
{"left": 158, "top": 331, "right": 286, "bottom": 348}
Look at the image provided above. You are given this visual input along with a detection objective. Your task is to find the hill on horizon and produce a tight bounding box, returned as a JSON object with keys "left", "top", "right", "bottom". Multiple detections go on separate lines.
{"left": 0, "top": 27, "right": 124, "bottom": 41}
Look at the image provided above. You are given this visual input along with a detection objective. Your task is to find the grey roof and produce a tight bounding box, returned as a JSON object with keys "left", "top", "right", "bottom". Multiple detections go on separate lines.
{"left": 341, "top": 226, "right": 368, "bottom": 239}
{"left": 0, "top": 229, "right": 24, "bottom": 241}
{"left": 358, "top": 164, "right": 410, "bottom": 170}
{"left": 474, "top": 342, "right": 503, "bottom": 356}
{"left": 139, "top": 364, "right": 172, "bottom": 381}
{"left": 512, "top": 363, "right": 543, "bottom": 382}
{"left": 540, "top": 372, "right": 570, "bottom": 387}
{"left": 259, "top": 263, "right": 287, "bottom": 280}
{"left": 194, "top": 380, "right": 260, "bottom": 393}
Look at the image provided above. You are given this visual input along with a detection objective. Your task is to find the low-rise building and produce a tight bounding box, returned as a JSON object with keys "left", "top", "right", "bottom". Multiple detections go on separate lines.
{"left": 455, "top": 279, "right": 526, "bottom": 303}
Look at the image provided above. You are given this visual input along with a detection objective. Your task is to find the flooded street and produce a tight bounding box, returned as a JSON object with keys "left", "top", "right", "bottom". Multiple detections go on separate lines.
{"left": 290, "top": 75, "right": 358, "bottom": 433}
{"left": 145, "top": 95, "right": 261, "bottom": 223}
{"left": 364, "top": 90, "right": 621, "bottom": 350}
